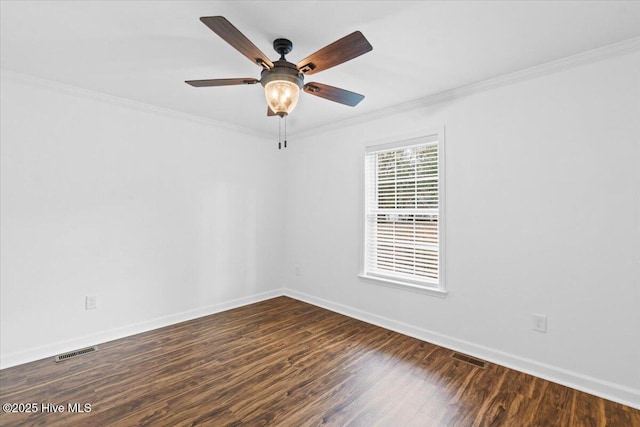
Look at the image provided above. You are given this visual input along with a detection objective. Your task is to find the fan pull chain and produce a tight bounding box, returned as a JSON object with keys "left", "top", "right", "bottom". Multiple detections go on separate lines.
{"left": 277, "top": 116, "right": 289, "bottom": 150}
{"left": 278, "top": 117, "right": 282, "bottom": 150}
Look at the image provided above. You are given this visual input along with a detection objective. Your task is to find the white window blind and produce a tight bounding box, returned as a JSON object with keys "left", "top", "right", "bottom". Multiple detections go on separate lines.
{"left": 364, "top": 134, "right": 443, "bottom": 290}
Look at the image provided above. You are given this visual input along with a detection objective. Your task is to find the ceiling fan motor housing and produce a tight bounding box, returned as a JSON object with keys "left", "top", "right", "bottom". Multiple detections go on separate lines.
{"left": 260, "top": 59, "right": 304, "bottom": 89}
{"left": 261, "top": 38, "right": 303, "bottom": 89}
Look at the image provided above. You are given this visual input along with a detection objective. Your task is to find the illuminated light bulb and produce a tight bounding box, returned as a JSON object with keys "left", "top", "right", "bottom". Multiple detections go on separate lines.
{"left": 265, "top": 80, "right": 300, "bottom": 117}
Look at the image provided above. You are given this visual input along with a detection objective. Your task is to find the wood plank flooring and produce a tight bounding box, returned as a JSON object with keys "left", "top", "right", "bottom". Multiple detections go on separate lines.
{"left": 1, "top": 297, "right": 638, "bottom": 426}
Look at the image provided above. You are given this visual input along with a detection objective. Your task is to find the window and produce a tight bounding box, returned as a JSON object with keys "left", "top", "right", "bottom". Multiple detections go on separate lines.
{"left": 361, "top": 131, "right": 445, "bottom": 295}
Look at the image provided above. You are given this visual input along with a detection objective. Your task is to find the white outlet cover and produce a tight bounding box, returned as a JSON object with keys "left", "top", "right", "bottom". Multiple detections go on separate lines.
{"left": 532, "top": 314, "right": 547, "bottom": 333}
{"left": 86, "top": 296, "right": 97, "bottom": 310}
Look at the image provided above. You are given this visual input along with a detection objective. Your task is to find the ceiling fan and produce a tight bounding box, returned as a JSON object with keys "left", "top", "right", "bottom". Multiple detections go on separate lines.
{"left": 185, "top": 16, "right": 373, "bottom": 118}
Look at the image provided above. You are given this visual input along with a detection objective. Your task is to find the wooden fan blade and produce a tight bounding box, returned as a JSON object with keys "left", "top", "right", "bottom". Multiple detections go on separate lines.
{"left": 185, "top": 78, "right": 259, "bottom": 87}
{"left": 200, "top": 16, "right": 274, "bottom": 69}
{"left": 297, "top": 31, "right": 372, "bottom": 75}
{"left": 267, "top": 106, "right": 277, "bottom": 117}
{"left": 304, "top": 83, "right": 365, "bottom": 106}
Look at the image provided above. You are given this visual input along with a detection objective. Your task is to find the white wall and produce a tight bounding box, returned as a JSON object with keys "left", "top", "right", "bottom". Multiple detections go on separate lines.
{"left": 0, "top": 74, "right": 284, "bottom": 367}
{"left": 283, "top": 50, "right": 640, "bottom": 407}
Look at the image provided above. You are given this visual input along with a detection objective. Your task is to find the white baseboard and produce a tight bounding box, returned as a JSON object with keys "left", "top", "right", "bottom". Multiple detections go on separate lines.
{"left": 0, "top": 289, "right": 284, "bottom": 370}
{"left": 284, "top": 288, "right": 640, "bottom": 410}
{"left": 3, "top": 286, "right": 638, "bottom": 410}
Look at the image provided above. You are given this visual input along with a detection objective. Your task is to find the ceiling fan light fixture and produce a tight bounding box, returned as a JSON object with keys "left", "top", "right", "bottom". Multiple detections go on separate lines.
{"left": 264, "top": 80, "right": 300, "bottom": 117}
{"left": 261, "top": 58, "right": 304, "bottom": 117}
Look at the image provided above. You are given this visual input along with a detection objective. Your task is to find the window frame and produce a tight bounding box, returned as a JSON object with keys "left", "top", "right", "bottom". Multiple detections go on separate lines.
{"left": 359, "top": 128, "right": 447, "bottom": 297}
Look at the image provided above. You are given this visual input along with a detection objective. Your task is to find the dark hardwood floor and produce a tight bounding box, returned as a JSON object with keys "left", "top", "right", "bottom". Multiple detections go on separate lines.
{"left": 1, "top": 296, "right": 638, "bottom": 426}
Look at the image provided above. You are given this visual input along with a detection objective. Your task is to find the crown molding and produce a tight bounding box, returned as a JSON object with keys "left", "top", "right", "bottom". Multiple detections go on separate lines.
{"left": 293, "top": 36, "right": 640, "bottom": 139}
{"left": 0, "top": 69, "right": 268, "bottom": 140}
{"left": 3, "top": 36, "right": 639, "bottom": 141}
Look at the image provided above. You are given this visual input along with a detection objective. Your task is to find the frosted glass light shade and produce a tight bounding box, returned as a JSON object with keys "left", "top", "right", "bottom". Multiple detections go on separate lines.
{"left": 264, "top": 80, "right": 300, "bottom": 117}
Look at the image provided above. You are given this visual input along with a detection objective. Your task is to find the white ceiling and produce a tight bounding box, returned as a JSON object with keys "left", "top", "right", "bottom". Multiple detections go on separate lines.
{"left": 2, "top": 1, "right": 640, "bottom": 136}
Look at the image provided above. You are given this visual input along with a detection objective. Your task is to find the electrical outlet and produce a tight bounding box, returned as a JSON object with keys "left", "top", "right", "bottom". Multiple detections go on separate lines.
{"left": 532, "top": 314, "right": 547, "bottom": 333}
{"left": 85, "top": 296, "right": 97, "bottom": 310}
{"left": 295, "top": 266, "right": 300, "bottom": 277}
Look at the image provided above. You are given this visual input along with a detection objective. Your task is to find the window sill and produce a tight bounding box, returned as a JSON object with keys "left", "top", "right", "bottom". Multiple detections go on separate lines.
{"left": 358, "top": 274, "right": 448, "bottom": 298}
